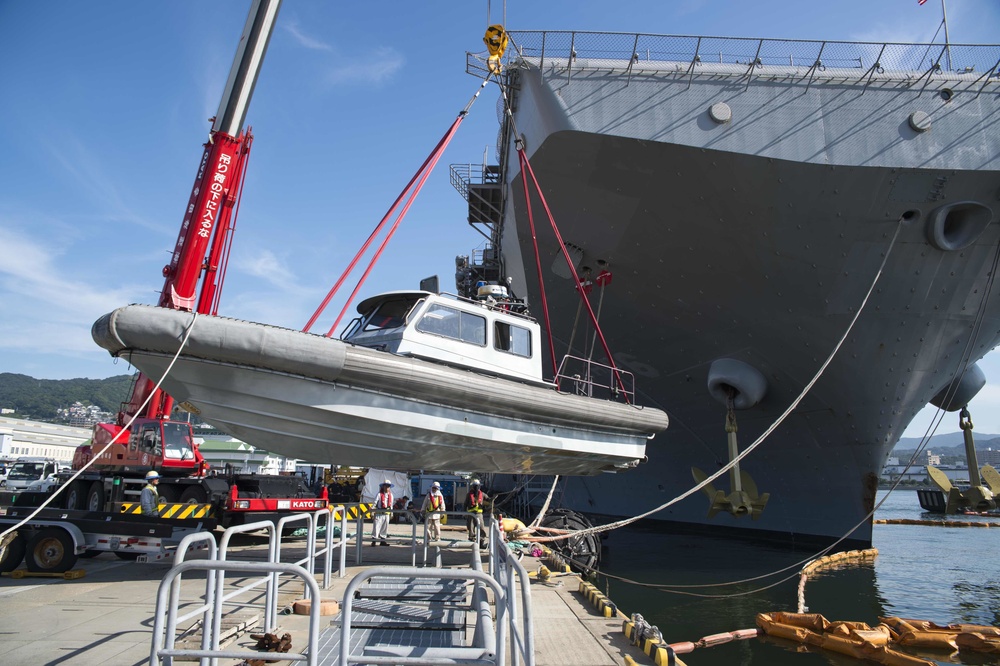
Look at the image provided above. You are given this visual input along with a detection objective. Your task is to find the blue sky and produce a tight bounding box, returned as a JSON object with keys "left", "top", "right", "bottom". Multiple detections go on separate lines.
{"left": 1, "top": 1, "right": 998, "bottom": 435}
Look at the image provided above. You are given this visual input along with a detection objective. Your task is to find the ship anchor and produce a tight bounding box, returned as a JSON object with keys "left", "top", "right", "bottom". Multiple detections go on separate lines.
{"left": 692, "top": 390, "right": 769, "bottom": 519}
{"left": 926, "top": 406, "right": 1000, "bottom": 513}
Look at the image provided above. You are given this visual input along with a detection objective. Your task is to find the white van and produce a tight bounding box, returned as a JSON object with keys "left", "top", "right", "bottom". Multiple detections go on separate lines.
{"left": 5, "top": 458, "right": 60, "bottom": 491}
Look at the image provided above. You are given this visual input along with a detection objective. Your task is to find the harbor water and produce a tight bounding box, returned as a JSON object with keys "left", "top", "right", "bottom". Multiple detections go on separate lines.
{"left": 597, "top": 490, "right": 1000, "bottom": 665}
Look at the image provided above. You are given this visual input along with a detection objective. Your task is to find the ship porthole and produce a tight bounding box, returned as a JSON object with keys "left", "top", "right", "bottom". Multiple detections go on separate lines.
{"left": 925, "top": 201, "right": 994, "bottom": 252}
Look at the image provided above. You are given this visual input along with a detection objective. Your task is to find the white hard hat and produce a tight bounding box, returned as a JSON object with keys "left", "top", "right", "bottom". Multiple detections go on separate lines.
{"left": 470, "top": 478, "right": 480, "bottom": 486}
{"left": 145, "top": 471, "right": 160, "bottom": 480}
{"left": 431, "top": 481, "right": 441, "bottom": 488}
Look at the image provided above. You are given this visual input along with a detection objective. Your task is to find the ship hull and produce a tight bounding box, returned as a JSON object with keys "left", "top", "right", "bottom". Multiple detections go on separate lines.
{"left": 487, "top": 34, "right": 1000, "bottom": 546}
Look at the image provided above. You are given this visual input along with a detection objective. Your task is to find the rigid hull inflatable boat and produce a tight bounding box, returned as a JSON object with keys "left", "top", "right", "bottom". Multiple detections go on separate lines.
{"left": 92, "top": 292, "right": 668, "bottom": 476}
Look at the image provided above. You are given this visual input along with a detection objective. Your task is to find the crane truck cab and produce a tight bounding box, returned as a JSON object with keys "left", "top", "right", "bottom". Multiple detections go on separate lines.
{"left": 75, "top": 418, "right": 203, "bottom": 476}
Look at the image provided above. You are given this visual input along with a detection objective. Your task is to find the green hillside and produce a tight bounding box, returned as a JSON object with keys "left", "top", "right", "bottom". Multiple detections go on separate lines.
{"left": 0, "top": 373, "right": 134, "bottom": 420}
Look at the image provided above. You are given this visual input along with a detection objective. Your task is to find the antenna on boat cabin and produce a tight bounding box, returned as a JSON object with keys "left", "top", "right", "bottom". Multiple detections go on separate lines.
{"left": 420, "top": 275, "right": 440, "bottom": 294}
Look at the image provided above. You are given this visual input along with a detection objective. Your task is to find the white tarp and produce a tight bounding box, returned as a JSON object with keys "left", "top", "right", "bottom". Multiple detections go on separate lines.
{"left": 360, "top": 468, "right": 410, "bottom": 504}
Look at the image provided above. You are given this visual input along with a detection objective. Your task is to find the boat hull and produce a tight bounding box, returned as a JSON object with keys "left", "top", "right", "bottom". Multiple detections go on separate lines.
{"left": 92, "top": 305, "right": 667, "bottom": 476}
{"left": 487, "top": 34, "right": 1000, "bottom": 545}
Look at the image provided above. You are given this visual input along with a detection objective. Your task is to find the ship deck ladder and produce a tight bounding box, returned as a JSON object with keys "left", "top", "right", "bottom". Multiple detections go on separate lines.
{"left": 314, "top": 520, "right": 534, "bottom": 665}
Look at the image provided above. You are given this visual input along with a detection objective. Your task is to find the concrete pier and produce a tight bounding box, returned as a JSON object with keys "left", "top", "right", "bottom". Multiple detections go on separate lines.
{"left": 0, "top": 523, "right": 644, "bottom": 665}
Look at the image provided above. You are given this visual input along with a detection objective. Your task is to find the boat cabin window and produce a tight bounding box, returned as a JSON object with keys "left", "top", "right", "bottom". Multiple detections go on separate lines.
{"left": 361, "top": 297, "right": 417, "bottom": 332}
{"left": 416, "top": 303, "right": 486, "bottom": 346}
{"left": 494, "top": 321, "right": 532, "bottom": 358}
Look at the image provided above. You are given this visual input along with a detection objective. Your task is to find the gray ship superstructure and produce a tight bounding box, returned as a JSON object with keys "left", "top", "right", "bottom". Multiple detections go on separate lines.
{"left": 454, "top": 32, "right": 1000, "bottom": 547}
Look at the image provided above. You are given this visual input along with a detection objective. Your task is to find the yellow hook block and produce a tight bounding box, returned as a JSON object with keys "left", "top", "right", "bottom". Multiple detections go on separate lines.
{"left": 484, "top": 24, "right": 508, "bottom": 73}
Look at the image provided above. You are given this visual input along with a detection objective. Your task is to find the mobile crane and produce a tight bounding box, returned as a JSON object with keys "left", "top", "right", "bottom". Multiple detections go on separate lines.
{"left": 16, "top": 0, "right": 327, "bottom": 532}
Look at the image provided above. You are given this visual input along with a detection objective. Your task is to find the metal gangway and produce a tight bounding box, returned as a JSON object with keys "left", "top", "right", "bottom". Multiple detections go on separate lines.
{"left": 151, "top": 507, "right": 534, "bottom": 665}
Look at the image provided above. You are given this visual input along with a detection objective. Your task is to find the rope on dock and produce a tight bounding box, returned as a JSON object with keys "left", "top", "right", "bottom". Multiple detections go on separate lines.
{"left": 874, "top": 517, "right": 997, "bottom": 527}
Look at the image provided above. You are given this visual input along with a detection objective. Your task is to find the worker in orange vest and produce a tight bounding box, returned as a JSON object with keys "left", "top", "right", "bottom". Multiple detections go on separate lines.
{"left": 371, "top": 480, "right": 393, "bottom": 547}
{"left": 463, "top": 479, "right": 489, "bottom": 546}
{"left": 420, "top": 481, "right": 446, "bottom": 542}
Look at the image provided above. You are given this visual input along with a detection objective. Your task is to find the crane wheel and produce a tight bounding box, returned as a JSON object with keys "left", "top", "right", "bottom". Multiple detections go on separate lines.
{"left": 63, "top": 482, "right": 85, "bottom": 510}
{"left": 157, "top": 484, "right": 179, "bottom": 503}
{"left": 86, "top": 482, "right": 106, "bottom": 512}
{"left": 180, "top": 486, "right": 208, "bottom": 504}
{"left": 25, "top": 527, "right": 78, "bottom": 573}
{"left": 0, "top": 533, "right": 26, "bottom": 573}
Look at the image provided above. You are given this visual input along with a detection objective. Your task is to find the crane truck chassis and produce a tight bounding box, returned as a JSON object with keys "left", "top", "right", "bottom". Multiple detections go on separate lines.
{"left": 0, "top": 506, "right": 215, "bottom": 574}
{"left": 0, "top": 470, "right": 329, "bottom": 574}
{"left": 14, "top": 467, "right": 329, "bottom": 528}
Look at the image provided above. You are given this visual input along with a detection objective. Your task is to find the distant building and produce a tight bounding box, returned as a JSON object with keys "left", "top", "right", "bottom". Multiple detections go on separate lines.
{"left": 0, "top": 416, "right": 90, "bottom": 462}
{"left": 56, "top": 401, "right": 114, "bottom": 428}
{"left": 980, "top": 448, "right": 1000, "bottom": 466}
{"left": 195, "top": 437, "right": 298, "bottom": 475}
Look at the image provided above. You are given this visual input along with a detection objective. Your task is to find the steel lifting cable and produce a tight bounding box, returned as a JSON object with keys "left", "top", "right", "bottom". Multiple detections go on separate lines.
{"left": 303, "top": 74, "right": 495, "bottom": 335}
{"left": 0, "top": 313, "right": 201, "bottom": 545}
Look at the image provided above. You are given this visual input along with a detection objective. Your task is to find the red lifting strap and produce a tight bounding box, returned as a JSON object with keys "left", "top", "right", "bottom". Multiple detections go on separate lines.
{"left": 304, "top": 74, "right": 495, "bottom": 335}
{"left": 515, "top": 145, "right": 630, "bottom": 401}
{"left": 303, "top": 114, "right": 465, "bottom": 335}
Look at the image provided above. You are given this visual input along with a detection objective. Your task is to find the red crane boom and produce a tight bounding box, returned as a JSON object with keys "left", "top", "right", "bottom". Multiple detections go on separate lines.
{"left": 85, "top": 0, "right": 282, "bottom": 473}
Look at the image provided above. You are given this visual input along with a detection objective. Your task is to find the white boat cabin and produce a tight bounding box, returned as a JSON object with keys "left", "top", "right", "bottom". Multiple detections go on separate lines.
{"left": 342, "top": 288, "right": 545, "bottom": 384}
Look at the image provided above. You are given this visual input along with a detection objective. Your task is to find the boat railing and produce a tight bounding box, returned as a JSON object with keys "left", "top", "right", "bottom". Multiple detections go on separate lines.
{"left": 468, "top": 31, "right": 1000, "bottom": 92}
{"left": 555, "top": 354, "right": 636, "bottom": 403}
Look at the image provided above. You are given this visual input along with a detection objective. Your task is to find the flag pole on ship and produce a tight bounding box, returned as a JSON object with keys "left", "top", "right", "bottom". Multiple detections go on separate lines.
{"left": 920, "top": 0, "right": 952, "bottom": 71}
{"left": 940, "top": 0, "right": 952, "bottom": 71}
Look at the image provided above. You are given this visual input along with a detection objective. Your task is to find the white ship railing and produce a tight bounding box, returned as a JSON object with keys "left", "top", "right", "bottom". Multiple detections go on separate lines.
{"left": 468, "top": 30, "right": 1000, "bottom": 94}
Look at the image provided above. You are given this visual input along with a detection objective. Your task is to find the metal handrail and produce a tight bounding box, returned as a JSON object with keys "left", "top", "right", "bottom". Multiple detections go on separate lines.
{"left": 503, "top": 30, "right": 1000, "bottom": 73}
{"left": 555, "top": 354, "right": 636, "bottom": 403}
{"left": 467, "top": 30, "right": 1000, "bottom": 87}
{"left": 338, "top": 565, "right": 507, "bottom": 666}
{"left": 314, "top": 503, "right": 350, "bottom": 582}
{"left": 489, "top": 520, "right": 534, "bottom": 666}
{"left": 216, "top": 520, "right": 279, "bottom": 639}
{"left": 167, "top": 532, "right": 219, "bottom": 665}
{"left": 151, "top": 560, "right": 320, "bottom": 666}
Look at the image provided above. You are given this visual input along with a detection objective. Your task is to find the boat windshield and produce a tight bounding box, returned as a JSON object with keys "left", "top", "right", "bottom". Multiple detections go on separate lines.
{"left": 163, "top": 421, "right": 196, "bottom": 460}
{"left": 360, "top": 296, "right": 421, "bottom": 332}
